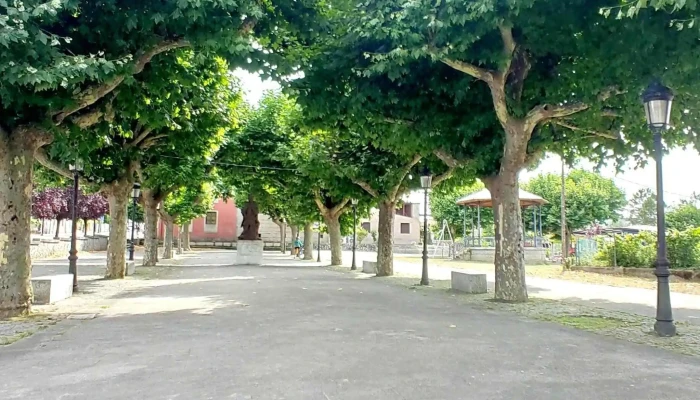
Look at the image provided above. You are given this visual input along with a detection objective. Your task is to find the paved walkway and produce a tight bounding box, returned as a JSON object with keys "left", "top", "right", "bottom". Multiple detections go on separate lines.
{"left": 4, "top": 249, "right": 700, "bottom": 399}
{"left": 337, "top": 250, "right": 700, "bottom": 325}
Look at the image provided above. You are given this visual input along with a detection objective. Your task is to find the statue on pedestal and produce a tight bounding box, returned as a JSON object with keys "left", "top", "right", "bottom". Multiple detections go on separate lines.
{"left": 238, "top": 194, "right": 261, "bottom": 240}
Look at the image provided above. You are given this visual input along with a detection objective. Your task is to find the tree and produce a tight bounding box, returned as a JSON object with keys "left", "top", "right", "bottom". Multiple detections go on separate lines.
{"left": 78, "top": 194, "right": 109, "bottom": 235}
{"left": 305, "top": 0, "right": 700, "bottom": 301}
{"left": 602, "top": 0, "right": 699, "bottom": 31}
{"left": 1, "top": 0, "right": 329, "bottom": 316}
{"left": 523, "top": 170, "right": 626, "bottom": 236}
{"left": 628, "top": 188, "right": 658, "bottom": 226}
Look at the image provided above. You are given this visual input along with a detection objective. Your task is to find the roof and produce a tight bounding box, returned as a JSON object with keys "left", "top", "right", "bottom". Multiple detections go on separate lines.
{"left": 455, "top": 188, "right": 548, "bottom": 208}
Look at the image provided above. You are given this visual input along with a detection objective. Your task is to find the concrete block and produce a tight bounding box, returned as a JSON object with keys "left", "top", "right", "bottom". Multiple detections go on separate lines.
{"left": 236, "top": 240, "right": 264, "bottom": 266}
{"left": 362, "top": 261, "right": 377, "bottom": 274}
{"left": 451, "top": 271, "right": 487, "bottom": 294}
{"left": 126, "top": 261, "right": 136, "bottom": 276}
{"left": 31, "top": 274, "right": 74, "bottom": 305}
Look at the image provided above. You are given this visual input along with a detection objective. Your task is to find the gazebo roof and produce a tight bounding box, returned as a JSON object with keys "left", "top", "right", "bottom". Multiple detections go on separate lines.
{"left": 455, "top": 188, "right": 547, "bottom": 208}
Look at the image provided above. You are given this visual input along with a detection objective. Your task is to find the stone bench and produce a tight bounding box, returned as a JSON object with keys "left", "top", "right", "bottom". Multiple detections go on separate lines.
{"left": 451, "top": 271, "right": 487, "bottom": 294}
{"left": 362, "top": 261, "right": 377, "bottom": 274}
{"left": 31, "top": 274, "right": 74, "bottom": 305}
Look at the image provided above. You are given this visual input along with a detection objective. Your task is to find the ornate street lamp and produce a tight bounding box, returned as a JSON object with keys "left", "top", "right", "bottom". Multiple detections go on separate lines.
{"left": 129, "top": 183, "right": 141, "bottom": 261}
{"left": 642, "top": 80, "right": 676, "bottom": 337}
{"left": 420, "top": 167, "right": 432, "bottom": 286}
{"left": 68, "top": 158, "right": 83, "bottom": 292}
{"left": 351, "top": 198, "right": 359, "bottom": 270}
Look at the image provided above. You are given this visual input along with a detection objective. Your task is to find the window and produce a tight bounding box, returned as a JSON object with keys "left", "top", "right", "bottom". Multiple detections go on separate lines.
{"left": 204, "top": 211, "right": 218, "bottom": 233}
{"left": 361, "top": 222, "right": 370, "bottom": 231}
{"left": 400, "top": 223, "right": 410, "bottom": 234}
{"left": 396, "top": 203, "right": 413, "bottom": 218}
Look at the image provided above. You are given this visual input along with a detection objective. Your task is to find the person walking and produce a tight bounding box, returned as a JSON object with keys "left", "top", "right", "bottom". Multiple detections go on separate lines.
{"left": 293, "top": 237, "right": 303, "bottom": 258}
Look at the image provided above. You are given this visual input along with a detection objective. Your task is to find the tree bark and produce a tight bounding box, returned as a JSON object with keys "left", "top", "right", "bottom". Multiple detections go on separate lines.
{"left": 160, "top": 210, "right": 174, "bottom": 260}
{"left": 176, "top": 225, "right": 183, "bottom": 255}
{"left": 0, "top": 139, "right": 38, "bottom": 317}
{"left": 142, "top": 189, "right": 160, "bottom": 266}
{"left": 272, "top": 219, "right": 286, "bottom": 253}
{"left": 54, "top": 218, "right": 62, "bottom": 239}
{"left": 323, "top": 214, "right": 343, "bottom": 265}
{"left": 182, "top": 221, "right": 191, "bottom": 251}
{"left": 290, "top": 225, "right": 299, "bottom": 255}
{"left": 105, "top": 178, "right": 132, "bottom": 279}
{"left": 303, "top": 223, "right": 314, "bottom": 260}
{"left": 376, "top": 200, "right": 396, "bottom": 276}
{"left": 485, "top": 170, "right": 528, "bottom": 302}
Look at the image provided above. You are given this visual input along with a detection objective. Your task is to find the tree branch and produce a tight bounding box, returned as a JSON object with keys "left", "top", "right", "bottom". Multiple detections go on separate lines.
{"left": 440, "top": 58, "right": 494, "bottom": 82}
{"left": 433, "top": 149, "right": 459, "bottom": 168}
{"left": 313, "top": 189, "right": 331, "bottom": 215}
{"left": 499, "top": 25, "right": 516, "bottom": 74}
{"left": 352, "top": 179, "right": 379, "bottom": 198}
{"left": 139, "top": 134, "right": 167, "bottom": 149}
{"left": 330, "top": 198, "right": 350, "bottom": 216}
{"left": 553, "top": 121, "right": 620, "bottom": 140}
{"left": 129, "top": 127, "right": 154, "bottom": 148}
{"left": 388, "top": 154, "right": 421, "bottom": 201}
{"left": 524, "top": 102, "right": 589, "bottom": 134}
{"left": 52, "top": 39, "right": 190, "bottom": 124}
{"left": 35, "top": 148, "right": 73, "bottom": 179}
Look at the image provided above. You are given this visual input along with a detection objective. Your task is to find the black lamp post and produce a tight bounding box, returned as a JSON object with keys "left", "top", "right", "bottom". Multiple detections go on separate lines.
{"left": 420, "top": 167, "right": 432, "bottom": 286}
{"left": 68, "top": 158, "right": 83, "bottom": 292}
{"left": 642, "top": 80, "right": 676, "bottom": 337}
{"left": 129, "top": 183, "right": 141, "bottom": 261}
{"left": 351, "top": 198, "right": 358, "bottom": 270}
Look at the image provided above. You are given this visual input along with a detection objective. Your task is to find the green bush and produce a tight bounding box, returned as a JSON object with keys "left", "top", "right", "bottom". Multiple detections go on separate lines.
{"left": 594, "top": 228, "right": 700, "bottom": 269}
{"left": 667, "top": 228, "right": 700, "bottom": 269}
{"left": 594, "top": 232, "right": 655, "bottom": 268}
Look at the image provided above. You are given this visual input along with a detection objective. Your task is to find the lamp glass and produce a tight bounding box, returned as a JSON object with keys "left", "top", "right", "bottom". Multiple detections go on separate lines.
{"left": 132, "top": 183, "right": 141, "bottom": 199}
{"left": 420, "top": 175, "right": 432, "bottom": 189}
{"left": 351, "top": 198, "right": 358, "bottom": 206}
{"left": 644, "top": 99, "right": 673, "bottom": 129}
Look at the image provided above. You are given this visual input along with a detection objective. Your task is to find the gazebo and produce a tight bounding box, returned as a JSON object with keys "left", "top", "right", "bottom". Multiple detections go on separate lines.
{"left": 455, "top": 188, "right": 548, "bottom": 248}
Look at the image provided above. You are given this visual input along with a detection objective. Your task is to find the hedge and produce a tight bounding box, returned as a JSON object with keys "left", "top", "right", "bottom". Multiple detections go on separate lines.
{"left": 594, "top": 228, "right": 700, "bottom": 269}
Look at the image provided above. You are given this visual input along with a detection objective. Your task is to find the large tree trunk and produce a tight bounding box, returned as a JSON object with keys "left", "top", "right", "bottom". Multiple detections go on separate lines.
{"left": 0, "top": 138, "right": 38, "bottom": 317}
{"left": 323, "top": 214, "right": 343, "bottom": 265}
{"left": 303, "top": 223, "right": 314, "bottom": 260}
{"left": 142, "top": 189, "right": 160, "bottom": 266}
{"left": 485, "top": 170, "right": 528, "bottom": 302}
{"left": 289, "top": 225, "right": 299, "bottom": 255}
{"left": 376, "top": 200, "right": 396, "bottom": 276}
{"left": 105, "top": 178, "right": 131, "bottom": 279}
{"left": 161, "top": 211, "right": 174, "bottom": 260}
{"left": 183, "top": 221, "right": 191, "bottom": 251}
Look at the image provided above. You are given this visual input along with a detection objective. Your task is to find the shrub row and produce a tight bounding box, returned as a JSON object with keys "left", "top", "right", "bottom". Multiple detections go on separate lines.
{"left": 594, "top": 228, "right": 700, "bottom": 269}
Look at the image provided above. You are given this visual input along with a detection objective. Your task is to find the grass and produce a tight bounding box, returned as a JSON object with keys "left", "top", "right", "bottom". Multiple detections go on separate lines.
{"left": 538, "top": 315, "right": 632, "bottom": 331}
{"left": 396, "top": 257, "right": 700, "bottom": 295}
{"left": 0, "top": 331, "right": 33, "bottom": 346}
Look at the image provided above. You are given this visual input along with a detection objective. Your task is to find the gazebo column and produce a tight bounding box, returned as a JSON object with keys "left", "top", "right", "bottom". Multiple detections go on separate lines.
{"left": 533, "top": 207, "right": 537, "bottom": 247}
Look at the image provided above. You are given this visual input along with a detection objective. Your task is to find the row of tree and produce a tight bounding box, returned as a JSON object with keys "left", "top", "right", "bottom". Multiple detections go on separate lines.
{"left": 0, "top": 0, "right": 329, "bottom": 317}
{"left": 31, "top": 188, "right": 109, "bottom": 238}
{"left": 3, "top": 0, "right": 700, "bottom": 317}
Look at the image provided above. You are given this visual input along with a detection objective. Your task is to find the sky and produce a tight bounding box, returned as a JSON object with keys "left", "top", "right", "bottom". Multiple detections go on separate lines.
{"left": 234, "top": 69, "right": 700, "bottom": 210}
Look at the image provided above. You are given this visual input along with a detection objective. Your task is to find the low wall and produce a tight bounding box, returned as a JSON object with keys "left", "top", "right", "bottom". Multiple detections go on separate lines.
{"left": 30, "top": 236, "right": 109, "bottom": 260}
{"left": 461, "top": 247, "right": 547, "bottom": 265}
{"left": 571, "top": 266, "right": 700, "bottom": 281}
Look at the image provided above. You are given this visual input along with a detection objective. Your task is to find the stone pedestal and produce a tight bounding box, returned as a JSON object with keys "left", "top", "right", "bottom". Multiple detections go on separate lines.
{"left": 126, "top": 261, "right": 136, "bottom": 276}
{"left": 236, "top": 240, "right": 264, "bottom": 266}
{"left": 362, "top": 261, "right": 377, "bottom": 274}
{"left": 31, "top": 274, "right": 74, "bottom": 304}
{"left": 451, "top": 271, "right": 487, "bottom": 294}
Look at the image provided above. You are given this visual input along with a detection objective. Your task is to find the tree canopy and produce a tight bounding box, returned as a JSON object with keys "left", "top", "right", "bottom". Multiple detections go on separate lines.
{"left": 523, "top": 170, "right": 626, "bottom": 236}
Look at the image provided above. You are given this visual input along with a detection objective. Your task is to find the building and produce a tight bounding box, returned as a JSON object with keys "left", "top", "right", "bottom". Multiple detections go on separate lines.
{"left": 359, "top": 202, "right": 422, "bottom": 245}
{"left": 157, "top": 198, "right": 295, "bottom": 245}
